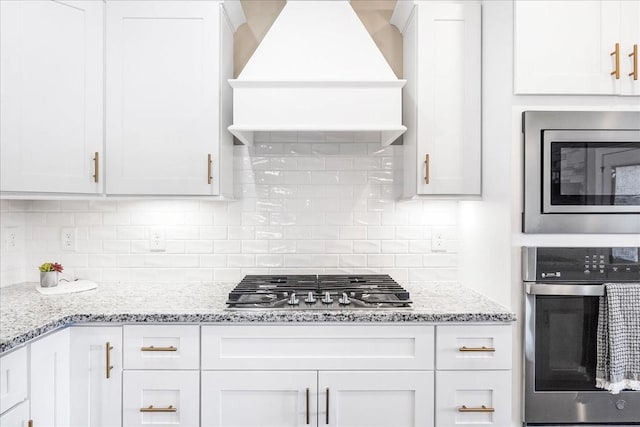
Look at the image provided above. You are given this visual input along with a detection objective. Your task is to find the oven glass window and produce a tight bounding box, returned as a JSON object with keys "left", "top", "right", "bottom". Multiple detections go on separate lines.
{"left": 550, "top": 142, "right": 640, "bottom": 206}
{"left": 535, "top": 296, "right": 599, "bottom": 391}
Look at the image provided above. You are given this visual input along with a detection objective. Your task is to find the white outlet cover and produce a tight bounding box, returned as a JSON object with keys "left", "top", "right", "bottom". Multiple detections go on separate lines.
{"left": 3, "top": 227, "right": 22, "bottom": 253}
{"left": 149, "top": 228, "right": 166, "bottom": 252}
{"left": 431, "top": 227, "right": 447, "bottom": 252}
{"left": 61, "top": 227, "right": 77, "bottom": 251}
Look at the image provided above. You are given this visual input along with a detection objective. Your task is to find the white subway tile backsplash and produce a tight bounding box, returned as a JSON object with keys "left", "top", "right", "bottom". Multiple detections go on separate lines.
{"left": 1, "top": 141, "right": 459, "bottom": 286}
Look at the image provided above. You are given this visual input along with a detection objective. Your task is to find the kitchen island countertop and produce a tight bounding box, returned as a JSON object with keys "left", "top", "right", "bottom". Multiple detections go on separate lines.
{"left": 0, "top": 281, "right": 514, "bottom": 353}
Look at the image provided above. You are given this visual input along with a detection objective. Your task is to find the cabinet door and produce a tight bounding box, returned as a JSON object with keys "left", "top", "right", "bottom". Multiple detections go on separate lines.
{"left": 621, "top": 0, "right": 640, "bottom": 96}
{"left": 0, "top": 400, "right": 29, "bottom": 427}
{"left": 413, "top": 2, "right": 481, "bottom": 195}
{"left": 201, "top": 371, "right": 318, "bottom": 427}
{"left": 122, "top": 370, "right": 199, "bottom": 427}
{"left": 0, "top": 0, "right": 103, "bottom": 194}
{"left": 435, "top": 370, "right": 511, "bottom": 427}
{"left": 514, "top": 0, "right": 620, "bottom": 94}
{"left": 0, "top": 347, "right": 27, "bottom": 414}
{"left": 319, "top": 371, "right": 434, "bottom": 427}
{"left": 106, "top": 1, "right": 220, "bottom": 195}
{"left": 30, "top": 329, "right": 70, "bottom": 427}
{"left": 69, "top": 327, "right": 122, "bottom": 427}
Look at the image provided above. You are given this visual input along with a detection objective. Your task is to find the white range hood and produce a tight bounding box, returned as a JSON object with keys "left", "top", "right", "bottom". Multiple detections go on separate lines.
{"left": 229, "top": 0, "right": 406, "bottom": 146}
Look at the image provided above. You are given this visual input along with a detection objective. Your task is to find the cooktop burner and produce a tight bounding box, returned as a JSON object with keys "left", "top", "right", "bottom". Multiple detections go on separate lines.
{"left": 226, "top": 274, "right": 412, "bottom": 310}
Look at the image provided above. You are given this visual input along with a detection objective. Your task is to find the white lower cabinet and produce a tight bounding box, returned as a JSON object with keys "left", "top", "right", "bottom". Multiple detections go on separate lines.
{"left": 122, "top": 370, "right": 199, "bottom": 427}
{"left": 30, "top": 328, "right": 70, "bottom": 427}
{"left": 201, "top": 371, "right": 318, "bottom": 427}
{"left": 0, "top": 400, "right": 29, "bottom": 427}
{"left": 201, "top": 370, "right": 434, "bottom": 427}
{"left": 0, "top": 347, "right": 27, "bottom": 415}
{"left": 435, "top": 370, "right": 511, "bottom": 427}
{"left": 69, "top": 327, "right": 122, "bottom": 427}
{"left": 319, "top": 371, "right": 434, "bottom": 427}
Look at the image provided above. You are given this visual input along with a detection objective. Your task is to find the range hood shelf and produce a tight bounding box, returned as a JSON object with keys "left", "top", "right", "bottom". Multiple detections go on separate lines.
{"left": 229, "top": 0, "right": 406, "bottom": 146}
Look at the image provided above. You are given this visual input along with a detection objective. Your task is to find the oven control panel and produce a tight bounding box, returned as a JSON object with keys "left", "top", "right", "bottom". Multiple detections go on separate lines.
{"left": 527, "top": 247, "right": 640, "bottom": 282}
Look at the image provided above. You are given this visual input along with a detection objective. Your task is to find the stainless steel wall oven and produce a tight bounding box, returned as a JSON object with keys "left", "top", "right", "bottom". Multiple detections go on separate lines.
{"left": 523, "top": 111, "right": 640, "bottom": 233}
{"left": 523, "top": 246, "right": 640, "bottom": 425}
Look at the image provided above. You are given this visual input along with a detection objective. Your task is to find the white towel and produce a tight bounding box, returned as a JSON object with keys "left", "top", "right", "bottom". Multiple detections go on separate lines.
{"left": 595, "top": 283, "right": 640, "bottom": 394}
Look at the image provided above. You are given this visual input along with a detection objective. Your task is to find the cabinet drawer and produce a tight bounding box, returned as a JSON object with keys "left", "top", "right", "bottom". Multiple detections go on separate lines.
{"left": 201, "top": 325, "right": 434, "bottom": 370}
{"left": 0, "top": 399, "right": 29, "bottom": 426}
{"left": 0, "top": 347, "right": 27, "bottom": 414}
{"left": 123, "top": 325, "right": 199, "bottom": 370}
{"left": 436, "top": 325, "right": 511, "bottom": 370}
{"left": 122, "top": 370, "right": 199, "bottom": 427}
{"left": 435, "top": 370, "right": 511, "bottom": 427}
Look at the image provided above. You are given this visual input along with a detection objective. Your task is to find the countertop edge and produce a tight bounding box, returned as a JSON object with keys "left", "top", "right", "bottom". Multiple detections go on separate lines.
{"left": 0, "top": 310, "right": 515, "bottom": 354}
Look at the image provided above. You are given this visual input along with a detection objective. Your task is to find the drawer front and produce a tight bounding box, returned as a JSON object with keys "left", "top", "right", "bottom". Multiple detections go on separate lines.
{"left": 122, "top": 370, "right": 199, "bottom": 427}
{"left": 436, "top": 324, "right": 511, "bottom": 370}
{"left": 123, "top": 325, "right": 199, "bottom": 370}
{"left": 0, "top": 399, "right": 29, "bottom": 426}
{"left": 435, "top": 370, "right": 511, "bottom": 427}
{"left": 201, "top": 325, "right": 434, "bottom": 370}
{"left": 0, "top": 347, "right": 27, "bottom": 414}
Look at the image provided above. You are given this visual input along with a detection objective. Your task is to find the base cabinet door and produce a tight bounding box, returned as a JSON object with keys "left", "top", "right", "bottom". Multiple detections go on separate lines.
{"left": 122, "top": 370, "right": 199, "bottom": 427}
{"left": 435, "top": 370, "right": 511, "bottom": 427}
{"left": 0, "top": 400, "right": 29, "bottom": 427}
{"left": 319, "top": 371, "right": 434, "bottom": 427}
{"left": 201, "top": 371, "right": 318, "bottom": 427}
{"left": 30, "top": 329, "right": 70, "bottom": 427}
{"left": 70, "top": 327, "right": 122, "bottom": 427}
{"left": 0, "top": 347, "right": 27, "bottom": 414}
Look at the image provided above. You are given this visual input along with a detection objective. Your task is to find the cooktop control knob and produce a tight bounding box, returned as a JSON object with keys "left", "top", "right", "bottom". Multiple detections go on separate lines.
{"left": 322, "top": 292, "right": 333, "bottom": 304}
{"left": 338, "top": 292, "right": 351, "bottom": 305}
{"left": 288, "top": 292, "right": 299, "bottom": 306}
{"left": 305, "top": 291, "right": 317, "bottom": 304}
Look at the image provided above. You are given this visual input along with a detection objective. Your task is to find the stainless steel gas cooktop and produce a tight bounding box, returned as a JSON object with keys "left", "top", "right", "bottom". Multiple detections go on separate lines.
{"left": 226, "top": 275, "right": 412, "bottom": 310}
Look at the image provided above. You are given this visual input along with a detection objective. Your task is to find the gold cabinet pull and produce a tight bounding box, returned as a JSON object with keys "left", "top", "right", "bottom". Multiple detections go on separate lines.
{"left": 140, "top": 345, "right": 177, "bottom": 352}
{"left": 325, "top": 387, "right": 330, "bottom": 425}
{"left": 28, "top": 421, "right": 33, "bottom": 427}
{"left": 305, "top": 388, "right": 310, "bottom": 425}
{"left": 207, "top": 154, "right": 213, "bottom": 184}
{"left": 458, "top": 405, "right": 495, "bottom": 413}
{"left": 92, "top": 152, "right": 99, "bottom": 183}
{"left": 629, "top": 44, "right": 638, "bottom": 80}
{"left": 106, "top": 341, "right": 114, "bottom": 379}
{"left": 611, "top": 43, "right": 620, "bottom": 79}
{"left": 459, "top": 346, "right": 496, "bottom": 352}
{"left": 424, "top": 154, "right": 430, "bottom": 184}
{"left": 139, "top": 405, "right": 177, "bottom": 413}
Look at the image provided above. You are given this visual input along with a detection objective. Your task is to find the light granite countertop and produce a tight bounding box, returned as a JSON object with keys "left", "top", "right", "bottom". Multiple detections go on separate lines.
{"left": 0, "top": 281, "right": 514, "bottom": 353}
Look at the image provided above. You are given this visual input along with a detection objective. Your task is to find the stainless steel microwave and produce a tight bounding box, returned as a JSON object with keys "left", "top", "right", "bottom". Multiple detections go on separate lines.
{"left": 523, "top": 111, "right": 640, "bottom": 234}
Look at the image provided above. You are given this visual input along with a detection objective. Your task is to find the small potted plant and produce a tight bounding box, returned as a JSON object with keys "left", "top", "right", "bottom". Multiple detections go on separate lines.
{"left": 39, "top": 262, "right": 63, "bottom": 288}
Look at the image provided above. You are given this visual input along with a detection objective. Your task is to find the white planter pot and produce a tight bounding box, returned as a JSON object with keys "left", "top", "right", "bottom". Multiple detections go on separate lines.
{"left": 40, "top": 271, "right": 59, "bottom": 288}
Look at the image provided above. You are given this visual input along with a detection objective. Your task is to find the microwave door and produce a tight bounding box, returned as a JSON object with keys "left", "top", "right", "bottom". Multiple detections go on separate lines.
{"left": 542, "top": 130, "right": 640, "bottom": 214}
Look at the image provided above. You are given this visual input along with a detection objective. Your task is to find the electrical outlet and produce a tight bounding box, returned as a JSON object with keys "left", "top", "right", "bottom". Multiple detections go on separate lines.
{"left": 149, "top": 228, "right": 166, "bottom": 252}
{"left": 431, "top": 227, "right": 446, "bottom": 252}
{"left": 3, "top": 227, "right": 21, "bottom": 253}
{"left": 61, "top": 227, "right": 77, "bottom": 251}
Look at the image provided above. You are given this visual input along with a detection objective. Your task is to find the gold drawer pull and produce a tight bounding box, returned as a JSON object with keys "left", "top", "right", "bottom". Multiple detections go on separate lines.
{"left": 611, "top": 42, "right": 620, "bottom": 79}
{"left": 459, "top": 346, "right": 496, "bottom": 352}
{"left": 140, "top": 345, "right": 177, "bottom": 352}
{"left": 207, "top": 154, "right": 213, "bottom": 184}
{"left": 106, "top": 341, "right": 114, "bottom": 379}
{"left": 93, "top": 152, "right": 99, "bottom": 183}
{"left": 458, "top": 405, "right": 495, "bottom": 413}
{"left": 424, "top": 153, "right": 430, "bottom": 184}
{"left": 630, "top": 44, "right": 638, "bottom": 80}
{"left": 140, "top": 405, "right": 177, "bottom": 413}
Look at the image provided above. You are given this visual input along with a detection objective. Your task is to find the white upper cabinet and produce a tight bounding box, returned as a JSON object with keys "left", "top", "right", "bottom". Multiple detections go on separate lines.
{"left": 392, "top": 1, "right": 482, "bottom": 197}
{"left": 515, "top": 0, "right": 639, "bottom": 95}
{"left": 106, "top": 1, "right": 236, "bottom": 196}
{"left": 0, "top": 0, "right": 103, "bottom": 194}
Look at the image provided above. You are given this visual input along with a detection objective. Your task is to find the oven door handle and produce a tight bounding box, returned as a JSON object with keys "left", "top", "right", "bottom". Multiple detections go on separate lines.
{"left": 525, "top": 283, "right": 604, "bottom": 296}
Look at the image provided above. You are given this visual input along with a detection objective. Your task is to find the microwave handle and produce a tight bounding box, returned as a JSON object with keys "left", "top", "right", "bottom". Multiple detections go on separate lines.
{"left": 525, "top": 283, "right": 604, "bottom": 297}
